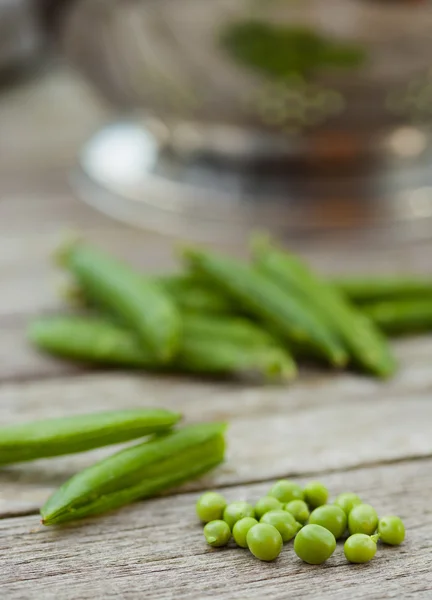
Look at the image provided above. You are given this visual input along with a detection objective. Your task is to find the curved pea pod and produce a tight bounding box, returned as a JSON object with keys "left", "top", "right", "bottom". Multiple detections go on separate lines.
{"left": 362, "top": 299, "right": 432, "bottom": 336}
{"left": 182, "top": 247, "right": 347, "bottom": 367}
{"left": 0, "top": 409, "right": 181, "bottom": 466}
{"left": 332, "top": 276, "right": 432, "bottom": 303}
{"left": 57, "top": 241, "right": 181, "bottom": 363}
{"left": 41, "top": 422, "right": 226, "bottom": 525}
{"left": 253, "top": 237, "right": 396, "bottom": 378}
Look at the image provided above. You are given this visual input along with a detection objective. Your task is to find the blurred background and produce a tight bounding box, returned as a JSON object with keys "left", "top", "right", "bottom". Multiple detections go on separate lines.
{"left": 2, "top": 0, "right": 432, "bottom": 244}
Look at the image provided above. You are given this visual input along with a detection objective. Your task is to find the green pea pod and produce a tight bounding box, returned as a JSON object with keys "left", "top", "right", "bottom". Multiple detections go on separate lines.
{"left": 157, "top": 274, "right": 235, "bottom": 314}
{"left": 253, "top": 238, "right": 396, "bottom": 378}
{"left": 332, "top": 276, "right": 432, "bottom": 303}
{"left": 182, "top": 247, "right": 347, "bottom": 367}
{"left": 62, "top": 274, "right": 235, "bottom": 316}
{"left": 0, "top": 409, "right": 181, "bottom": 465}
{"left": 29, "top": 315, "right": 295, "bottom": 382}
{"left": 362, "top": 299, "right": 432, "bottom": 336}
{"left": 28, "top": 316, "right": 157, "bottom": 368}
{"left": 57, "top": 241, "right": 181, "bottom": 363}
{"left": 41, "top": 422, "right": 226, "bottom": 525}
{"left": 182, "top": 313, "right": 281, "bottom": 349}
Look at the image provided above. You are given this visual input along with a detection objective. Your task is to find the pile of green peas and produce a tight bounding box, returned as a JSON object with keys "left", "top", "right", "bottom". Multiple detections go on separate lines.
{"left": 196, "top": 480, "right": 405, "bottom": 565}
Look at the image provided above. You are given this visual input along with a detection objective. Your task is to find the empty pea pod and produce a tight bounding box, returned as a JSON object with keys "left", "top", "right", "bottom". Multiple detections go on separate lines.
{"left": 182, "top": 247, "right": 347, "bottom": 367}
{"left": 253, "top": 238, "right": 396, "bottom": 378}
{"left": 57, "top": 240, "right": 181, "bottom": 363}
{"left": 0, "top": 409, "right": 181, "bottom": 465}
{"left": 41, "top": 422, "right": 226, "bottom": 525}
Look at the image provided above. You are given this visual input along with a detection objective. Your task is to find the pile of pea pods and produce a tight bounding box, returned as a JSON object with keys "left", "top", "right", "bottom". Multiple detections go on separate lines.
{"left": 197, "top": 480, "right": 405, "bottom": 564}
{"left": 29, "top": 235, "right": 432, "bottom": 382}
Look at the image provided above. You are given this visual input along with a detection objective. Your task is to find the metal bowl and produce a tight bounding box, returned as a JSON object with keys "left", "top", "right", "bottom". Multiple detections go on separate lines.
{"left": 60, "top": 0, "right": 432, "bottom": 243}
{"left": 61, "top": 0, "right": 432, "bottom": 163}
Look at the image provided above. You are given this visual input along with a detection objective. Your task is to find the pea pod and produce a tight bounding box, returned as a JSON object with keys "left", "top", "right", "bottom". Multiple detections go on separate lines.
{"left": 253, "top": 238, "right": 396, "bottom": 378}
{"left": 182, "top": 247, "right": 347, "bottom": 367}
{"left": 41, "top": 422, "right": 226, "bottom": 525}
{"left": 157, "top": 274, "right": 234, "bottom": 314}
{"left": 333, "top": 276, "right": 432, "bottom": 303}
{"left": 362, "top": 299, "right": 432, "bottom": 336}
{"left": 29, "top": 315, "right": 295, "bottom": 382}
{"left": 62, "top": 274, "right": 235, "bottom": 316}
{"left": 58, "top": 241, "right": 181, "bottom": 363}
{"left": 0, "top": 409, "right": 181, "bottom": 465}
{"left": 179, "top": 314, "right": 297, "bottom": 381}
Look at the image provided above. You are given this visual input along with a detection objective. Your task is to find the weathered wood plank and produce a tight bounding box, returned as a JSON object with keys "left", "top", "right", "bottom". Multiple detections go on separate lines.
{"left": 0, "top": 368, "right": 431, "bottom": 515}
{"left": 0, "top": 459, "right": 430, "bottom": 599}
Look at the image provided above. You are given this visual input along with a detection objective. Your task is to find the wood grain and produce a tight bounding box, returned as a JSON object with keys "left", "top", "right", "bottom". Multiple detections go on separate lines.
{"left": 0, "top": 459, "right": 431, "bottom": 600}
{"left": 2, "top": 66, "right": 432, "bottom": 598}
{"left": 0, "top": 366, "right": 431, "bottom": 515}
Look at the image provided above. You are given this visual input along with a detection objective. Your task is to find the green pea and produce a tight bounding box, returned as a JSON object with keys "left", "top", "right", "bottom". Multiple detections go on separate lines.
{"left": 284, "top": 500, "right": 310, "bottom": 524}
{"left": 309, "top": 504, "right": 347, "bottom": 539}
{"left": 378, "top": 516, "right": 405, "bottom": 546}
{"left": 334, "top": 493, "right": 362, "bottom": 516}
{"left": 344, "top": 533, "right": 379, "bottom": 564}
{"left": 233, "top": 517, "right": 259, "bottom": 548}
{"left": 260, "top": 509, "right": 299, "bottom": 542}
{"left": 269, "top": 480, "right": 304, "bottom": 503}
{"left": 294, "top": 524, "right": 336, "bottom": 565}
{"left": 246, "top": 523, "right": 283, "bottom": 561}
{"left": 223, "top": 502, "right": 255, "bottom": 530}
{"left": 254, "top": 496, "right": 282, "bottom": 520}
{"left": 196, "top": 492, "right": 227, "bottom": 523}
{"left": 303, "top": 481, "right": 329, "bottom": 509}
{"left": 348, "top": 504, "right": 379, "bottom": 536}
{"left": 203, "top": 520, "right": 231, "bottom": 547}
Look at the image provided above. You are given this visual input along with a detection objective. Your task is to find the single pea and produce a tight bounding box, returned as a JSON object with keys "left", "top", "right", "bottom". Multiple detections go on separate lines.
{"left": 344, "top": 533, "right": 379, "bottom": 563}
{"left": 254, "top": 496, "right": 282, "bottom": 520}
{"left": 348, "top": 504, "right": 379, "bottom": 536}
{"left": 285, "top": 500, "right": 310, "bottom": 524}
{"left": 378, "top": 516, "right": 405, "bottom": 546}
{"left": 269, "top": 479, "right": 304, "bottom": 503}
{"left": 233, "top": 517, "right": 259, "bottom": 548}
{"left": 309, "top": 504, "right": 347, "bottom": 540}
{"left": 246, "top": 523, "right": 283, "bottom": 561}
{"left": 260, "top": 509, "right": 299, "bottom": 542}
{"left": 303, "top": 481, "right": 329, "bottom": 509}
{"left": 203, "top": 520, "right": 231, "bottom": 547}
{"left": 223, "top": 501, "right": 255, "bottom": 530}
{"left": 334, "top": 493, "right": 362, "bottom": 516}
{"left": 294, "top": 524, "right": 336, "bottom": 565}
{"left": 196, "top": 492, "right": 227, "bottom": 523}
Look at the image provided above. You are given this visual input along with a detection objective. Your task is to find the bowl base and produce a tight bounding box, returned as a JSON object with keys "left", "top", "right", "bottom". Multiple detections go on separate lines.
{"left": 73, "top": 121, "right": 432, "bottom": 245}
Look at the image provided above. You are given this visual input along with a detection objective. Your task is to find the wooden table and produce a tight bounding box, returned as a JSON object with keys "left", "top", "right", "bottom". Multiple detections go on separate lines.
{"left": 1, "top": 67, "right": 432, "bottom": 600}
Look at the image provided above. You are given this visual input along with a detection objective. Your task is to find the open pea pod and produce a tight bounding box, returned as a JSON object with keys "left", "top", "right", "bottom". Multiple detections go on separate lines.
{"left": 41, "top": 422, "right": 226, "bottom": 525}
